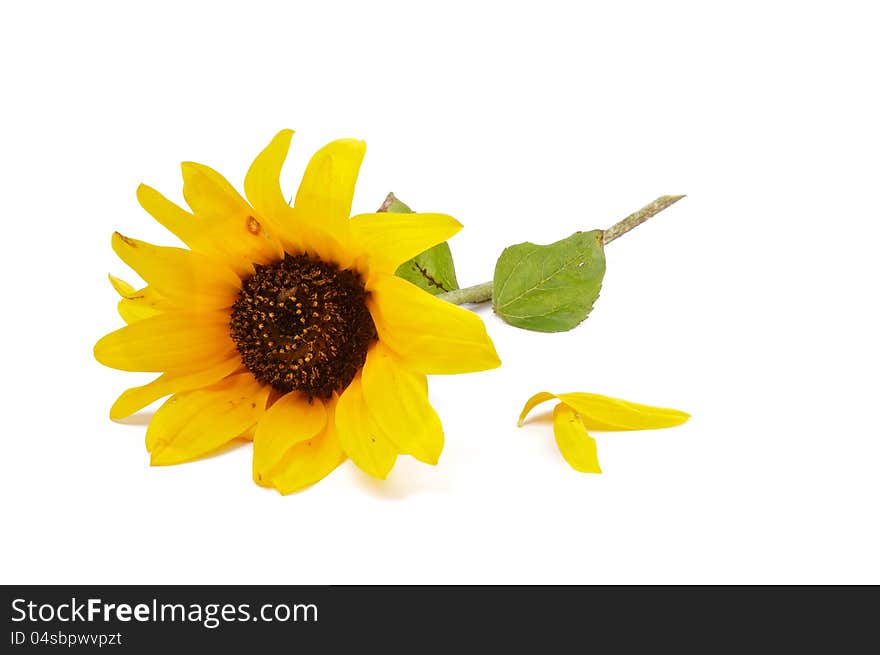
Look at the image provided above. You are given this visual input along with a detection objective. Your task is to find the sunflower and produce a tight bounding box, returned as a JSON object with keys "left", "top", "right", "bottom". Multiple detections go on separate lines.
{"left": 94, "top": 130, "right": 501, "bottom": 493}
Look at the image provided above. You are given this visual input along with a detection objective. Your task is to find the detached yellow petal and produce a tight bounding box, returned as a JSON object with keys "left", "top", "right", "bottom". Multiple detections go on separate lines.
{"left": 517, "top": 391, "right": 558, "bottom": 426}
{"left": 181, "top": 161, "right": 284, "bottom": 275}
{"left": 109, "top": 356, "right": 242, "bottom": 420}
{"left": 368, "top": 274, "right": 501, "bottom": 374}
{"left": 111, "top": 233, "right": 241, "bottom": 309}
{"left": 253, "top": 392, "right": 326, "bottom": 486}
{"left": 94, "top": 311, "right": 234, "bottom": 372}
{"left": 361, "top": 342, "right": 444, "bottom": 465}
{"left": 334, "top": 375, "right": 397, "bottom": 479}
{"left": 350, "top": 212, "right": 462, "bottom": 275}
{"left": 553, "top": 404, "right": 602, "bottom": 473}
{"left": 268, "top": 397, "right": 346, "bottom": 494}
{"left": 557, "top": 392, "right": 690, "bottom": 431}
{"left": 520, "top": 389, "right": 689, "bottom": 473}
{"left": 148, "top": 373, "right": 269, "bottom": 466}
{"left": 518, "top": 390, "right": 690, "bottom": 432}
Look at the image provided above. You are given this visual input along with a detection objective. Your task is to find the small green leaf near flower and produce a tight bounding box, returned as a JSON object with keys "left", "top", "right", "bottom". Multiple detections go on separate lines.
{"left": 384, "top": 194, "right": 460, "bottom": 295}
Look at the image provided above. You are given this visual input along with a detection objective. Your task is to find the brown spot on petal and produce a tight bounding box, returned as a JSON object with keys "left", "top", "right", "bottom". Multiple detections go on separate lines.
{"left": 246, "top": 215, "right": 261, "bottom": 235}
{"left": 116, "top": 233, "right": 138, "bottom": 247}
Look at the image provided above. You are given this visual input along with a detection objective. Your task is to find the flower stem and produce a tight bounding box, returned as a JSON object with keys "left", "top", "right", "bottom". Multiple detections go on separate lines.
{"left": 436, "top": 281, "right": 494, "bottom": 305}
{"left": 437, "top": 194, "right": 685, "bottom": 306}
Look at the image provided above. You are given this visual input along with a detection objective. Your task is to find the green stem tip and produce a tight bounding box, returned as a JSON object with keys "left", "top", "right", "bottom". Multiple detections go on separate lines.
{"left": 601, "top": 195, "right": 685, "bottom": 245}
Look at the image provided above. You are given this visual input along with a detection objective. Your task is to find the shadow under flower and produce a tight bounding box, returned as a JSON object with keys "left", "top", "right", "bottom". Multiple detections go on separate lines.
{"left": 347, "top": 460, "right": 452, "bottom": 500}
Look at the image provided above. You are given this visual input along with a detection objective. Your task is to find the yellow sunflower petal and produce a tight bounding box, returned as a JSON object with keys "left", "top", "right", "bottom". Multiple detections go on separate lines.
{"left": 368, "top": 274, "right": 501, "bottom": 374}
{"left": 109, "top": 275, "right": 173, "bottom": 306}
{"left": 252, "top": 392, "right": 327, "bottom": 486}
{"left": 94, "top": 311, "right": 234, "bottom": 372}
{"left": 180, "top": 161, "right": 284, "bottom": 275}
{"left": 553, "top": 403, "right": 602, "bottom": 473}
{"left": 136, "top": 184, "right": 206, "bottom": 251}
{"left": 145, "top": 388, "right": 216, "bottom": 453}
{"left": 244, "top": 130, "right": 293, "bottom": 214}
{"left": 268, "top": 402, "right": 346, "bottom": 495}
{"left": 109, "top": 356, "right": 242, "bottom": 420}
{"left": 557, "top": 392, "right": 690, "bottom": 431}
{"left": 282, "top": 138, "right": 365, "bottom": 268}
{"left": 294, "top": 138, "right": 364, "bottom": 231}
{"left": 334, "top": 374, "right": 397, "bottom": 479}
{"left": 361, "top": 342, "right": 443, "bottom": 465}
{"left": 243, "top": 129, "right": 325, "bottom": 259}
{"left": 117, "top": 292, "right": 170, "bottom": 324}
{"left": 111, "top": 233, "right": 241, "bottom": 309}
{"left": 148, "top": 373, "right": 269, "bottom": 466}
{"left": 350, "top": 212, "right": 462, "bottom": 274}
{"left": 517, "top": 391, "right": 559, "bottom": 427}
{"left": 108, "top": 276, "right": 173, "bottom": 324}
{"left": 108, "top": 274, "right": 137, "bottom": 298}
{"left": 117, "top": 299, "right": 162, "bottom": 324}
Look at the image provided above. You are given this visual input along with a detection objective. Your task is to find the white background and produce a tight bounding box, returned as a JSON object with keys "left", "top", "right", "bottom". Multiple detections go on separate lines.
{"left": 1, "top": 1, "right": 877, "bottom": 584}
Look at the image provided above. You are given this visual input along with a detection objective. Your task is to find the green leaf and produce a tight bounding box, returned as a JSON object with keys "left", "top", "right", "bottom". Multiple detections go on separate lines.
{"left": 383, "top": 195, "right": 414, "bottom": 214}
{"left": 394, "top": 242, "right": 460, "bottom": 295}
{"left": 492, "top": 230, "right": 606, "bottom": 332}
{"left": 381, "top": 193, "right": 460, "bottom": 295}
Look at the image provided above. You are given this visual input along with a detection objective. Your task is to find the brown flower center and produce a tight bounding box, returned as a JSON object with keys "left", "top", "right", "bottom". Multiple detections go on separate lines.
{"left": 229, "top": 254, "right": 377, "bottom": 398}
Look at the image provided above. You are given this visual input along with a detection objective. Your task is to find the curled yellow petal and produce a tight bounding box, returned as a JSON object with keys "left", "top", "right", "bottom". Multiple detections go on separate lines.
{"left": 334, "top": 374, "right": 397, "bottom": 479}
{"left": 556, "top": 392, "right": 690, "bottom": 431}
{"left": 518, "top": 390, "right": 690, "bottom": 432}
{"left": 253, "top": 392, "right": 326, "bottom": 486}
{"left": 361, "top": 342, "right": 443, "bottom": 465}
{"left": 368, "top": 273, "right": 501, "bottom": 375}
{"left": 517, "top": 391, "right": 559, "bottom": 427}
{"left": 520, "top": 389, "right": 688, "bottom": 474}
{"left": 553, "top": 404, "right": 602, "bottom": 473}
